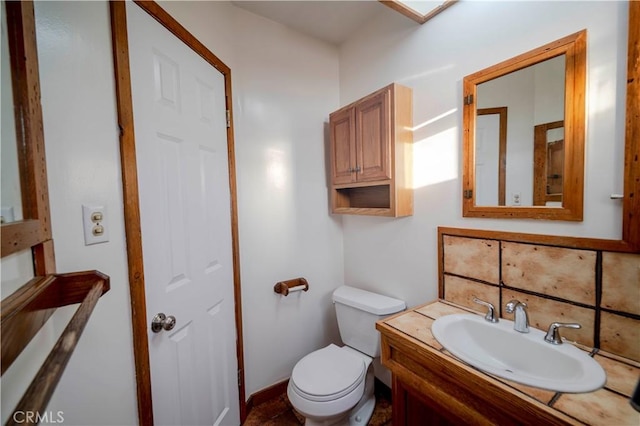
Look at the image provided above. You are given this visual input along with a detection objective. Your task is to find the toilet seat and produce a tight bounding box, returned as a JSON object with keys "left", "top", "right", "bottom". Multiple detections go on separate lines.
{"left": 290, "top": 344, "right": 366, "bottom": 402}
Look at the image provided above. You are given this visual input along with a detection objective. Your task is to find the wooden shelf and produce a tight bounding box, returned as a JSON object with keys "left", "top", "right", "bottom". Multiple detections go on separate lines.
{"left": 334, "top": 184, "right": 390, "bottom": 209}
{"left": 1, "top": 270, "right": 110, "bottom": 424}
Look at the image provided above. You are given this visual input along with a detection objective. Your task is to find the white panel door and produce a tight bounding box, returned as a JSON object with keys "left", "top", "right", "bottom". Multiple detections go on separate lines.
{"left": 127, "top": 3, "right": 239, "bottom": 425}
{"left": 475, "top": 114, "right": 500, "bottom": 206}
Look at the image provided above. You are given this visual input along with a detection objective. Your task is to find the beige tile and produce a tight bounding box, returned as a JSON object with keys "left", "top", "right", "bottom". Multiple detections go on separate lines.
{"left": 601, "top": 252, "right": 640, "bottom": 315}
{"left": 502, "top": 242, "right": 596, "bottom": 306}
{"left": 414, "top": 301, "right": 469, "bottom": 319}
{"left": 600, "top": 312, "right": 640, "bottom": 362}
{"left": 501, "top": 289, "right": 595, "bottom": 347}
{"left": 385, "top": 312, "right": 442, "bottom": 349}
{"left": 443, "top": 236, "right": 499, "bottom": 284}
{"left": 594, "top": 353, "right": 640, "bottom": 397}
{"left": 553, "top": 388, "right": 640, "bottom": 426}
{"left": 596, "top": 349, "right": 640, "bottom": 368}
{"left": 443, "top": 275, "right": 499, "bottom": 314}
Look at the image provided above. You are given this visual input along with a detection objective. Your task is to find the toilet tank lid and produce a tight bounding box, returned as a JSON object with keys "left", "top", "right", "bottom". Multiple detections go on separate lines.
{"left": 332, "top": 286, "right": 406, "bottom": 315}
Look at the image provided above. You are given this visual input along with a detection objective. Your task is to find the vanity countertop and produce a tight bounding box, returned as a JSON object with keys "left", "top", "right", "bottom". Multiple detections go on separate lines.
{"left": 376, "top": 300, "right": 640, "bottom": 425}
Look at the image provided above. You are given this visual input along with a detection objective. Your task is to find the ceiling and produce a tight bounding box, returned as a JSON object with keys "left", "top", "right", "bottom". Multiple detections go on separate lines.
{"left": 230, "top": 1, "right": 391, "bottom": 45}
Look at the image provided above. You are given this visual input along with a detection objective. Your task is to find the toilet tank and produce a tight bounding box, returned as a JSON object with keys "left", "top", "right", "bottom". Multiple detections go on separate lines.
{"left": 332, "top": 286, "right": 405, "bottom": 357}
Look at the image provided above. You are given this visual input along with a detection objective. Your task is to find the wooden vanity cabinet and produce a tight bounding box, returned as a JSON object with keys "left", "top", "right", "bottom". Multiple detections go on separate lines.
{"left": 329, "top": 83, "right": 413, "bottom": 217}
{"left": 378, "top": 327, "right": 577, "bottom": 426}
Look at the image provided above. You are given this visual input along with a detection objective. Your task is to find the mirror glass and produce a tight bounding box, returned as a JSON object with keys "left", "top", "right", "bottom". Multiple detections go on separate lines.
{"left": 475, "top": 55, "right": 565, "bottom": 207}
{"left": 1, "top": 3, "right": 24, "bottom": 224}
{"left": 463, "top": 30, "right": 586, "bottom": 221}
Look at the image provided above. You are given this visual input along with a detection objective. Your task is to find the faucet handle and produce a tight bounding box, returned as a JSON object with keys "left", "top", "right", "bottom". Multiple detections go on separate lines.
{"left": 473, "top": 297, "right": 498, "bottom": 323}
{"left": 505, "top": 299, "right": 527, "bottom": 313}
{"left": 544, "top": 322, "right": 581, "bottom": 345}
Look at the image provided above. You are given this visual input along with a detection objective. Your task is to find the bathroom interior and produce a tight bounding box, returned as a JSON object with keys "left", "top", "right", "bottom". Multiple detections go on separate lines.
{"left": 1, "top": 0, "right": 638, "bottom": 425}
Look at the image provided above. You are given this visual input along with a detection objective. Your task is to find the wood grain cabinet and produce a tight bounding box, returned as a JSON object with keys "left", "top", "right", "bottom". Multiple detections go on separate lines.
{"left": 329, "top": 83, "right": 413, "bottom": 217}
{"left": 377, "top": 306, "right": 580, "bottom": 426}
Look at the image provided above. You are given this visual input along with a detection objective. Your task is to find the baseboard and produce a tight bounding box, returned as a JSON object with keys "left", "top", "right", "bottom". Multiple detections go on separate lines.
{"left": 245, "top": 378, "right": 289, "bottom": 414}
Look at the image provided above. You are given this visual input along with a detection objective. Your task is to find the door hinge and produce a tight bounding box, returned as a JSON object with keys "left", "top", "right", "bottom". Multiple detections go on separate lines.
{"left": 463, "top": 189, "right": 473, "bottom": 199}
{"left": 463, "top": 94, "right": 474, "bottom": 105}
{"left": 237, "top": 369, "right": 242, "bottom": 387}
{"left": 226, "top": 110, "right": 231, "bottom": 128}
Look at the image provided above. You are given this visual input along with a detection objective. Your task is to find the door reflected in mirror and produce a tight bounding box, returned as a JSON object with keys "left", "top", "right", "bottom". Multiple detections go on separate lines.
{"left": 463, "top": 30, "right": 586, "bottom": 221}
{"left": 533, "top": 120, "right": 564, "bottom": 206}
{"left": 475, "top": 107, "right": 507, "bottom": 206}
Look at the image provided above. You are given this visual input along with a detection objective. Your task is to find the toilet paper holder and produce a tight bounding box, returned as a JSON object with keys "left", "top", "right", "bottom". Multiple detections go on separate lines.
{"left": 274, "top": 277, "right": 309, "bottom": 296}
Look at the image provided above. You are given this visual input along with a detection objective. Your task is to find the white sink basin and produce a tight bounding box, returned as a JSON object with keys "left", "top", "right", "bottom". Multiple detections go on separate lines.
{"left": 431, "top": 314, "right": 606, "bottom": 393}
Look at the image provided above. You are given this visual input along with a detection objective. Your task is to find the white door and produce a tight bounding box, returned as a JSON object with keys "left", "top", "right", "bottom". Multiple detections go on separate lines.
{"left": 475, "top": 114, "right": 500, "bottom": 206}
{"left": 127, "top": 3, "right": 239, "bottom": 425}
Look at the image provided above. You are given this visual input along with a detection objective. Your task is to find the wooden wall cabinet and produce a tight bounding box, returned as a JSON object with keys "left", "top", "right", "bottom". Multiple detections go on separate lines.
{"left": 329, "top": 83, "right": 413, "bottom": 217}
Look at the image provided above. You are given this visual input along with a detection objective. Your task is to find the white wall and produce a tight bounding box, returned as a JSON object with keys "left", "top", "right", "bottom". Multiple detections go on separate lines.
{"left": 2, "top": 2, "right": 343, "bottom": 424}
{"left": 338, "top": 1, "right": 628, "bottom": 309}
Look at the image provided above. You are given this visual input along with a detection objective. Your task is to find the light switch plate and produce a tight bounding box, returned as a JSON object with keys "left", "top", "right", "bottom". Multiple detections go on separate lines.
{"left": 82, "top": 204, "right": 109, "bottom": 245}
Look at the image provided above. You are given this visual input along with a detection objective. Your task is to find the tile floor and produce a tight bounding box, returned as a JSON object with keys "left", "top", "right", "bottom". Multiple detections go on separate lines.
{"left": 243, "top": 381, "right": 392, "bottom": 426}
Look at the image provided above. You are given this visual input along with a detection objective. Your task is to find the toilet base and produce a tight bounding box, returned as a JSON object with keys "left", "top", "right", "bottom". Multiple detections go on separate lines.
{"left": 301, "top": 365, "right": 375, "bottom": 426}
{"left": 348, "top": 393, "right": 375, "bottom": 426}
{"left": 301, "top": 395, "right": 375, "bottom": 426}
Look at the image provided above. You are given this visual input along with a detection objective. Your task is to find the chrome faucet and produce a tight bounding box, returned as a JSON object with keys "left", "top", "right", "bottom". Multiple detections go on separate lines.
{"left": 473, "top": 297, "right": 498, "bottom": 323}
{"left": 505, "top": 300, "right": 529, "bottom": 333}
{"left": 544, "top": 322, "right": 581, "bottom": 345}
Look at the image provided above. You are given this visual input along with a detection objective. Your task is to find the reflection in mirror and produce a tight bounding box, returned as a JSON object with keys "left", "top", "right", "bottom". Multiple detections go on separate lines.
{"left": 475, "top": 107, "right": 507, "bottom": 206}
{"left": 533, "top": 120, "right": 564, "bottom": 206}
{"left": 463, "top": 30, "right": 586, "bottom": 221}
{"left": 476, "top": 55, "right": 564, "bottom": 208}
{"left": 1, "top": 3, "right": 23, "bottom": 224}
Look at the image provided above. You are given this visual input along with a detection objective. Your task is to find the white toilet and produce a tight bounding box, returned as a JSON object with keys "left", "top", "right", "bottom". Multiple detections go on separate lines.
{"left": 287, "top": 286, "right": 405, "bottom": 426}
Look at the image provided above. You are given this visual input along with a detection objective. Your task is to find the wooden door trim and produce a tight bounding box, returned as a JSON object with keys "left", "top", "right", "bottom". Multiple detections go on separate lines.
{"left": 109, "top": 2, "right": 246, "bottom": 424}
{"left": 624, "top": 0, "right": 639, "bottom": 251}
{"left": 476, "top": 107, "right": 507, "bottom": 206}
{"left": 533, "top": 120, "right": 564, "bottom": 206}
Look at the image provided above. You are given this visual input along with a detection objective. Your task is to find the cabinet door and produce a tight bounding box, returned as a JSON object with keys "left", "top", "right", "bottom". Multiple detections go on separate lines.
{"left": 356, "top": 88, "right": 391, "bottom": 182}
{"left": 330, "top": 107, "right": 357, "bottom": 185}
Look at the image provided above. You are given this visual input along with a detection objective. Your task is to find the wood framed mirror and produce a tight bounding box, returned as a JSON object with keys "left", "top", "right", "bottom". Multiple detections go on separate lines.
{"left": 1, "top": 1, "right": 55, "bottom": 272}
{"left": 462, "top": 30, "right": 586, "bottom": 221}
{"left": 1, "top": 0, "right": 57, "bottom": 374}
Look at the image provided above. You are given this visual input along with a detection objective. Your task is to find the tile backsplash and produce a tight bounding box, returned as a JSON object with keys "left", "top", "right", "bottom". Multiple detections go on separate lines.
{"left": 439, "top": 228, "right": 640, "bottom": 362}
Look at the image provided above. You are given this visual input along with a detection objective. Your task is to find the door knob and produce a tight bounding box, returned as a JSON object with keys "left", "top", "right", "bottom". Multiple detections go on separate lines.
{"left": 151, "top": 313, "right": 176, "bottom": 333}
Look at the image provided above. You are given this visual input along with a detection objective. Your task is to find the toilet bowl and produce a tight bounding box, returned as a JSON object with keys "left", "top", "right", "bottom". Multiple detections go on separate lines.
{"left": 288, "top": 286, "right": 405, "bottom": 426}
{"left": 287, "top": 345, "right": 374, "bottom": 426}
